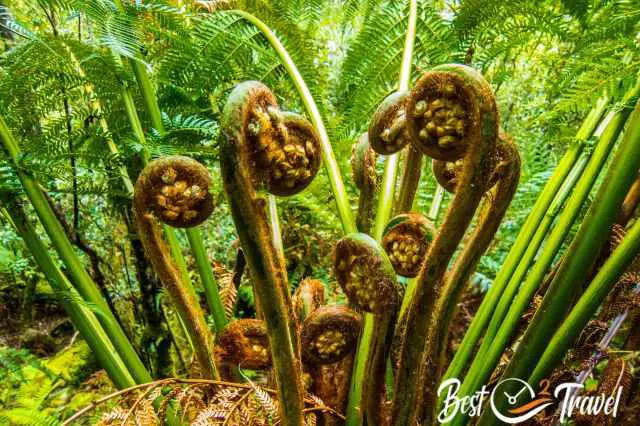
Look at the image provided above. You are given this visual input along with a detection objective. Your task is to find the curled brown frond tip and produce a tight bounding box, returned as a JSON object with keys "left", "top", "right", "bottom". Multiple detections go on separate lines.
{"left": 217, "top": 319, "right": 271, "bottom": 370}
{"left": 382, "top": 213, "right": 436, "bottom": 277}
{"left": 333, "top": 233, "right": 400, "bottom": 313}
{"left": 224, "top": 81, "right": 321, "bottom": 196}
{"left": 301, "top": 305, "right": 361, "bottom": 365}
{"left": 135, "top": 156, "right": 214, "bottom": 228}
{"left": 251, "top": 110, "right": 321, "bottom": 195}
{"left": 407, "top": 78, "right": 470, "bottom": 160}
{"left": 433, "top": 131, "right": 517, "bottom": 194}
{"left": 406, "top": 64, "right": 498, "bottom": 163}
{"left": 369, "top": 91, "right": 410, "bottom": 155}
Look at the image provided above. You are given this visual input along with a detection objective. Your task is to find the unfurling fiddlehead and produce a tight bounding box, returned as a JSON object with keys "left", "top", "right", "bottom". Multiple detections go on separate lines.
{"left": 334, "top": 233, "right": 401, "bottom": 314}
{"left": 393, "top": 64, "right": 500, "bottom": 425}
{"left": 382, "top": 212, "right": 436, "bottom": 278}
{"left": 334, "top": 233, "right": 401, "bottom": 424}
{"left": 221, "top": 80, "right": 322, "bottom": 426}
{"left": 431, "top": 132, "right": 521, "bottom": 414}
{"left": 407, "top": 74, "right": 473, "bottom": 161}
{"left": 369, "top": 91, "right": 411, "bottom": 155}
{"left": 133, "top": 156, "right": 218, "bottom": 379}
{"left": 351, "top": 133, "right": 378, "bottom": 234}
{"left": 217, "top": 319, "right": 271, "bottom": 370}
{"left": 293, "top": 281, "right": 357, "bottom": 425}
{"left": 301, "top": 305, "right": 362, "bottom": 365}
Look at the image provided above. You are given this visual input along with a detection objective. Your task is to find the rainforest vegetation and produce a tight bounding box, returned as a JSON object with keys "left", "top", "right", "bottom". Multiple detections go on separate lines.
{"left": 0, "top": 0, "right": 640, "bottom": 425}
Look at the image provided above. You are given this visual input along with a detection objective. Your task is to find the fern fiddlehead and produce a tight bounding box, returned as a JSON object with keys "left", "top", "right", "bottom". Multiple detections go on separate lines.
{"left": 369, "top": 91, "right": 411, "bottom": 155}
{"left": 392, "top": 64, "right": 499, "bottom": 425}
{"left": 217, "top": 319, "right": 271, "bottom": 370}
{"left": 301, "top": 305, "right": 362, "bottom": 366}
{"left": 382, "top": 212, "right": 436, "bottom": 278}
{"left": 221, "top": 80, "right": 321, "bottom": 426}
{"left": 293, "top": 277, "right": 326, "bottom": 323}
{"left": 335, "top": 233, "right": 401, "bottom": 424}
{"left": 133, "top": 155, "right": 218, "bottom": 380}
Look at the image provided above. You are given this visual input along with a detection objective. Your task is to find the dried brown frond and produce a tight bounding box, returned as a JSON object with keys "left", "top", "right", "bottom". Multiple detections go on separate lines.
{"left": 609, "top": 224, "right": 627, "bottom": 250}
{"left": 601, "top": 272, "right": 640, "bottom": 320}
{"left": 576, "top": 357, "right": 635, "bottom": 426}
{"left": 570, "top": 320, "right": 608, "bottom": 363}
{"left": 68, "top": 379, "right": 345, "bottom": 426}
{"left": 96, "top": 408, "right": 130, "bottom": 425}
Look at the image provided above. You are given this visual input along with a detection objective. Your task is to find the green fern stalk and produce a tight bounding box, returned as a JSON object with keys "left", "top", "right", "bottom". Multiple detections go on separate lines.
{"left": 186, "top": 230, "right": 228, "bottom": 331}
{"left": 392, "top": 0, "right": 423, "bottom": 215}
{"left": 232, "top": 9, "right": 356, "bottom": 234}
{"left": 0, "top": 200, "right": 136, "bottom": 389}
{"left": 372, "top": 0, "right": 418, "bottom": 240}
{"left": 0, "top": 114, "right": 152, "bottom": 385}
{"left": 529, "top": 208, "right": 640, "bottom": 386}
{"left": 481, "top": 81, "right": 640, "bottom": 426}
{"left": 441, "top": 96, "right": 609, "bottom": 388}
{"left": 456, "top": 101, "right": 633, "bottom": 425}
{"left": 471, "top": 146, "right": 591, "bottom": 358}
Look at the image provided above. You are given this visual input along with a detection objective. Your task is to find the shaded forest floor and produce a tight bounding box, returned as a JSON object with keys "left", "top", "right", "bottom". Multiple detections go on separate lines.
{"left": 0, "top": 284, "right": 116, "bottom": 422}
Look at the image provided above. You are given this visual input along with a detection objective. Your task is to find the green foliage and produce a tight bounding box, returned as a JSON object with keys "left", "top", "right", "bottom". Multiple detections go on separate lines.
{"left": 0, "top": 0, "right": 639, "bottom": 422}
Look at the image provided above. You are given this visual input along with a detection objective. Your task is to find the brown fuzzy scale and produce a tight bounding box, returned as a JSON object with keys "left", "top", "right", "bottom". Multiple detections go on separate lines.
{"left": 133, "top": 156, "right": 218, "bottom": 380}
{"left": 369, "top": 91, "right": 411, "bottom": 155}
{"left": 333, "top": 235, "right": 400, "bottom": 314}
{"left": 301, "top": 305, "right": 361, "bottom": 365}
{"left": 382, "top": 213, "right": 436, "bottom": 278}
{"left": 393, "top": 64, "right": 499, "bottom": 426}
{"left": 217, "top": 319, "right": 271, "bottom": 370}
{"left": 136, "top": 156, "right": 214, "bottom": 228}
